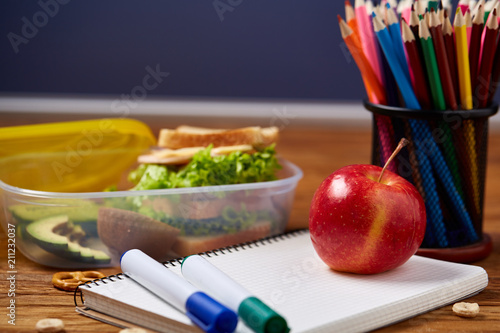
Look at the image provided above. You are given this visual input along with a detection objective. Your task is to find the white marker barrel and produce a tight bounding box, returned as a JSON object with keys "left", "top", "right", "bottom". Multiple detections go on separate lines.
{"left": 182, "top": 254, "right": 251, "bottom": 310}
{"left": 121, "top": 249, "right": 196, "bottom": 311}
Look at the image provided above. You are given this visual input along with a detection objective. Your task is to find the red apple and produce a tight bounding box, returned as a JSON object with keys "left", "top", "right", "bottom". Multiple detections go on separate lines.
{"left": 309, "top": 139, "right": 426, "bottom": 274}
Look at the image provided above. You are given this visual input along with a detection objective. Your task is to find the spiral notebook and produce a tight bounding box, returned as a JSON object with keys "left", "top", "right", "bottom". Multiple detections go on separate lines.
{"left": 75, "top": 230, "right": 488, "bottom": 333}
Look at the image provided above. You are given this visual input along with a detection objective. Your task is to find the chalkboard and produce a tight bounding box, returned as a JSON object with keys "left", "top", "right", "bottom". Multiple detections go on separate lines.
{"left": 1, "top": 1, "right": 497, "bottom": 105}
{"left": 0, "top": 1, "right": 365, "bottom": 102}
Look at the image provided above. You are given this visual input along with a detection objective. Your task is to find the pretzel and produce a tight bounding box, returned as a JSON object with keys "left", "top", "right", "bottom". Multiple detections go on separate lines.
{"left": 52, "top": 271, "right": 105, "bottom": 291}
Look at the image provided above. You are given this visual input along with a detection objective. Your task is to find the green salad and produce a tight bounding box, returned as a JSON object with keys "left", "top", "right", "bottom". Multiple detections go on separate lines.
{"left": 128, "top": 144, "right": 282, "bottom": 190}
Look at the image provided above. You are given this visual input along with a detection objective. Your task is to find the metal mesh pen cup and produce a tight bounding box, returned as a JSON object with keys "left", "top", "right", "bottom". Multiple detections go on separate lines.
{"left": 364, "top": 101, "right": 498, "bottom": 263}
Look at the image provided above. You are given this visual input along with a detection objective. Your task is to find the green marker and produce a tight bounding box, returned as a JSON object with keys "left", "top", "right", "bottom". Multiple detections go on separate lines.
{"left": 182, "top": 255, "right": 289, "bottom": 333}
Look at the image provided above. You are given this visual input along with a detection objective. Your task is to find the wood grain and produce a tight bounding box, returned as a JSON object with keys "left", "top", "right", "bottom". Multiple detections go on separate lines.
{"left": 0, "top": 113, "right": 499, "bottom": 332}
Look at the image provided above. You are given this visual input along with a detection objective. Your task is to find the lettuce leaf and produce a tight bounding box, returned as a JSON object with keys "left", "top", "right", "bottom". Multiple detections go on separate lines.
{"left": 128, "top": 145, "right": 281, "bottom": 191}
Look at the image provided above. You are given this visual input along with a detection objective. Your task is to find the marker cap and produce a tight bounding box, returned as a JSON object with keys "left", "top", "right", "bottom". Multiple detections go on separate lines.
{"left": 185, "top": 292, "right": 238, "bottom": 333}
{"left": 238, "top": 297, "right": 289, "bottom": 333}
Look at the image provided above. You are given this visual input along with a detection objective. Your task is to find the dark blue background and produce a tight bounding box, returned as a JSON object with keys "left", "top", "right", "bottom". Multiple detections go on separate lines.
{"left": 1, "top": 0, "right": 494, "bottom": 104}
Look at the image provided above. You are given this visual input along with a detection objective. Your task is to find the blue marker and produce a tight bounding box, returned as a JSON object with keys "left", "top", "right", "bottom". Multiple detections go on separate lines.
{"left": 182, "top": 255, "right": 290, "bottom": 333}
{"left": 121, "top": 249, "right": 238, "bottom": 333}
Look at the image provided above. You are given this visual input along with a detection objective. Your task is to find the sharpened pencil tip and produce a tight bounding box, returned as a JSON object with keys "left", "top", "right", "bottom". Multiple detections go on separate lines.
{"left": 372, "top": 13, "right": 386, "bottom": 32}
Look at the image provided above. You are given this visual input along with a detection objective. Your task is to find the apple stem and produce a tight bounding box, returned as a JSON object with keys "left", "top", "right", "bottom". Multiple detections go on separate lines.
{"left": 377, "top": 138, "right": 410, "bottom": 183}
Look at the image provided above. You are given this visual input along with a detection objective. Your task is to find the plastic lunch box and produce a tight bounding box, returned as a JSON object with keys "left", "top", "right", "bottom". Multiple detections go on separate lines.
{"left": 0, "top": 119, "right": 302, "bottom": 268}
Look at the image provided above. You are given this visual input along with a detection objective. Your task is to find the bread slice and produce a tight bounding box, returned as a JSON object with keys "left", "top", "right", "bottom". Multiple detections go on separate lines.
{"left": 97, "top": 207, "right": 180, "bottom": 261}
{"left": 171, "top": 221, "right": 271, "bottom": 256}
{"left": 158, "top": 126, "right": 279, "bottom": 149}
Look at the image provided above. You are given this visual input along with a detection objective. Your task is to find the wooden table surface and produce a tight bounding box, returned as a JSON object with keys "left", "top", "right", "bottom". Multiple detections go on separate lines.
{"left": 0, "top": 112, "right": 499, "bottom": 332}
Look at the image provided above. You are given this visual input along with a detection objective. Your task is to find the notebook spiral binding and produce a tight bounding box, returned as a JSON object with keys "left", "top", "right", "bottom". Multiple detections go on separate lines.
{"left": 74, "top": 228, "right": 308, "bottom": 306}
{"left": 74, "top": 274, "right": 127, "bottom": 306}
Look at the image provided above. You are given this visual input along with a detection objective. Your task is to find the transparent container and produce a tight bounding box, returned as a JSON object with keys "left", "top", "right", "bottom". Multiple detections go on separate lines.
{"left": 0, "top": 119, "right": 302, "bottom": 268}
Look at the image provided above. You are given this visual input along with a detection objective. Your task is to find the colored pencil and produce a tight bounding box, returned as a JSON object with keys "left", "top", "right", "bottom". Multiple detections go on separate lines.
{"left": 387, "top": 0, "right": 397, "bottom": 11}
{"left": 345, "top": 0, "right": 376, "bottom": 102}
{"left": 399, "top": 0, "right": 413, "bottom": 23}
{"left": 365, "top": 0, "right": 375, "bottom": 28}
{"left": 355, "top": 0, "right": 383, "bottom": 87}
{"left": 345, "top": 0, "right": 359, "bottom": 36}
{"left": 439, "top": 6, "right": 446, "bottom": 24}
{"left": 402, "top": 19, "right": 433, "bottom": 109}
{"left": 471, "top": 0, "right": 485, "bottom": 18}
{"left": 415, "top": 0, "right": 428, "bottom": 17}
{"left": 386, "top": 3, "right": 412, "bottom": 84}
{"left": 373, "top": 14, "right": 421, "bottom": 109}
{"left": 419, "top": 18, "right": 447, "bottom": 110}
{"left": 484, "top": 0, "right": 498, "bottom": 21}
{"left": 338, "top": 17, "right": 387, "bottom": 105}
{"left": 369, "top": 1, "right": 389, "bottom": 95}
{"left": 469, "top": 4, "right": 485, "bottom": 99}
{"left": 455, "top": 9, "right": 482, "bottom": 215}
{"left": 428, "top": 0, "right": 440, "bottom": 12}
{"left": 443, "top": 13, "right": 461, "bottom": 106}
{"left": 455, "top": 9, "right": 474, "bottom": 109}
{"left": 365, "top": 0, "right": 374, "bottom": 15}
{"left": 459, "top": 0, "right": 471, "bottom": 15}
{"left": 410, "top": 4, "right": 422, "bottom": 39}
{"left": 465, "top": 9, "right": 473, "bottom": 48}
{"left": 409, "top": 4, "right": 426, "bottom": 69}
{"left": 373, "top": 4, "right": 385, "bottom": 24}
{"left": 429, "top": 9, "right": 458, "bottom": 110}
{"left": 442, "top": 0, "right": 453, "bottom": 15}
{"left": 370, "top": 2, "right": 399, "bottom": 172}
{"left": 477, "top": 8, "right": 499, "bottom": 107}
{"left": 470, "top": 0, "right": 479, "bottom": 14}
{"left": 380, "top": 49, "right": 401, "bottom": 106}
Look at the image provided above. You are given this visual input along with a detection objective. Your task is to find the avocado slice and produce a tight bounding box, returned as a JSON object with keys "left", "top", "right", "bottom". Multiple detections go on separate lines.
{"left": 90, "top": 248, "right": 112, "bottom": 264}
{"left": 64, "top": 242, "right": 111, "bottom": 264}
{"left": 10, "top": 203, "right": 98, "bottom": 235}
{"left": 26, "top": 215, "right": 70, "bottom": 251}
{"left": 25, "top": 215, "right": 111, "bottom": 264}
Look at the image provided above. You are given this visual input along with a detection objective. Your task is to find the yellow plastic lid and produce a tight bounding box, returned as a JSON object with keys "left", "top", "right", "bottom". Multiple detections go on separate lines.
{"left": 0, "top": 118, "right": 156, "bottom": 192}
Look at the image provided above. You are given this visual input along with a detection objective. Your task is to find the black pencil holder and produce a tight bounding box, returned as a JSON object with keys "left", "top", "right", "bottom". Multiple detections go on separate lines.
{"left": 364, "top": 101, "right": 498, "bottom": 263}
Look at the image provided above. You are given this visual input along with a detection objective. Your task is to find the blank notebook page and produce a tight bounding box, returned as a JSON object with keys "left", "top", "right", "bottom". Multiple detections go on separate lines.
{"left": 82, "top": 230, "right": 488, "bottom": 333}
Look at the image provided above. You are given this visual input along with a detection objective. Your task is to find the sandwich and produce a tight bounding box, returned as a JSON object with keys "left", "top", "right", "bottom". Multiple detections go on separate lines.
{"left": 130, "top": 125, "right": 280, "bottom": 187}
{"left": 98, "top": 125, "right": 285, "bottom": 258}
